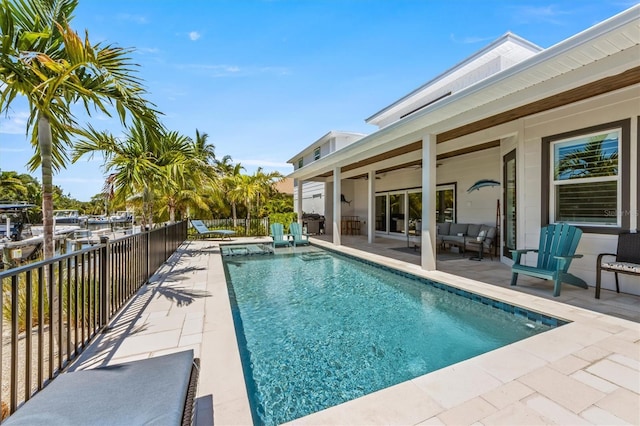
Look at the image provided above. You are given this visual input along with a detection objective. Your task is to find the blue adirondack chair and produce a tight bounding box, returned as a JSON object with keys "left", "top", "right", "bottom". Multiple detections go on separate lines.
{"left": 510, "top": 223, "right": 588, "bottom": 297}
{"left": 289, "top": 222, "right": 310, "bottom": 247}
{"left": 270, "top": 223, "right": 290, "bottom": 248}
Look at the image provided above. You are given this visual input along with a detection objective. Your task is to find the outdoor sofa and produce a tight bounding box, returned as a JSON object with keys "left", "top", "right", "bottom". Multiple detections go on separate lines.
{"left": 437, "top": 222, "right": 497, "bottom": 259}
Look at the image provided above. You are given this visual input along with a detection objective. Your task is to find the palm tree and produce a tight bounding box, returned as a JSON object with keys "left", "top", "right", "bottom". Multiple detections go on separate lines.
{"left": 216, "top": 157, "right": 244, "bottom": 226}
{"left": 0, "top": 170, "right": 29, "bottom": 200}
{"left": 251, "top": 168, "right": 284, "bottom": 217}
{"left": 0, "top": 0, "right": 160, "bottom": 259}
{"left": 73, "top": 119, "right": 164, "bottom": 229}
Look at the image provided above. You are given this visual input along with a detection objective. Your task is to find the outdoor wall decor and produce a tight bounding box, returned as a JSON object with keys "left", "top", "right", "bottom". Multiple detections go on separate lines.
{"left": 467, "top": 179, "right": 500, "bottom": 192}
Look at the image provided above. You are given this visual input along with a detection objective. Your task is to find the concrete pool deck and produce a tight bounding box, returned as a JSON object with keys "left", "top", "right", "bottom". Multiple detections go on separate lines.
{"left": 70, "top": 237, "right": 639, "bottom": 425}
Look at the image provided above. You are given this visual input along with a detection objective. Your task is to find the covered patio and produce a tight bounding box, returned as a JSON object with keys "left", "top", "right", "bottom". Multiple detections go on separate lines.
{"left": 312, "top": 234, "right": 640, "bottom": 323}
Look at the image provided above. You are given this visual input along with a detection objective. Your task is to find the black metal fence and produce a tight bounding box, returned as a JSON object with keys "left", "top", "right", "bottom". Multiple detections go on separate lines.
{"left": 0, "top": 221, "right": 188, "bottom": 417}
{"left": 194, "top": 218, "right": 270, "bottom": 237}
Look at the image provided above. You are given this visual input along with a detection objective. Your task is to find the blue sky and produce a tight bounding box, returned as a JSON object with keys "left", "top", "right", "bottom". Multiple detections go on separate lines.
{"left": 0, "top": 0, "right": 634, "bottom": 201}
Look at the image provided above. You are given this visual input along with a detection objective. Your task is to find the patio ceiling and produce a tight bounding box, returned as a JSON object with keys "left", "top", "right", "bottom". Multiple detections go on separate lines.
{"left": 290, "top": 6, "right": 640, "bottom": 183}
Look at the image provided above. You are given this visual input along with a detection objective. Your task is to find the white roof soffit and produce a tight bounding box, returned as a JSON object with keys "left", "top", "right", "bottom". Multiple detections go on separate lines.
{"left": 289, "top": 4, "right": 640, "bottom": 181}
{"left": 286, "top": 130, "right": 367, "bottom": 164}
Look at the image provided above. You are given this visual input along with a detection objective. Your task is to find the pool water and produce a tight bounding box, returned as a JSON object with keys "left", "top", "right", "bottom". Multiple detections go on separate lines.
{"left": 224, "top": 248, "right": 561, "bottom": 425}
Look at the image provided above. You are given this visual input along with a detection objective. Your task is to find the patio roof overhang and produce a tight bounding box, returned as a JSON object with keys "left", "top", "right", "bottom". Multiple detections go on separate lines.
{"left": 289, "top": 5, "right": 640, "bottom": 183}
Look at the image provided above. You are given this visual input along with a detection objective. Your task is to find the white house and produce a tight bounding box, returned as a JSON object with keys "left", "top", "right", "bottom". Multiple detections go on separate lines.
{"left": 288, "top": 5, "right": 640, "bottom": 296}
{"left": 289, "top": 131, "right": 366, "bottom": 216}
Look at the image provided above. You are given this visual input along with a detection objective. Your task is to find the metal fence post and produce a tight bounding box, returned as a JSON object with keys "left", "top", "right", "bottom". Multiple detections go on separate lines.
{"left": 99, "top": 236, "right": 110, "bottom": 329}
{"left": 146, "top": 230, "right": 151, "bottom": 283}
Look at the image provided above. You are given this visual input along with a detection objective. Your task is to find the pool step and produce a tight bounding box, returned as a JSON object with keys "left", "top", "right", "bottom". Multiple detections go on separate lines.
{"left": 221, "top": 244, "right": 274, "bottom": 257}
{"left": 300, "top": 252, "right": 330, "bottom": 261}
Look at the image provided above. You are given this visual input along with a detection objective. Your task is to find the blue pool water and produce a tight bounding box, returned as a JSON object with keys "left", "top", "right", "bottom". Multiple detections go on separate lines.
{"left": 224, "top": 248, "right": 563, "bottom": 425}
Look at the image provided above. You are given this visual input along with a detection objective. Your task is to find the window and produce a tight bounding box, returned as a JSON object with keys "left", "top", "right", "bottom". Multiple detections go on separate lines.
{"left": 314, "top": 147, "right": 321, "bottom": 161}
{"left": 298, "top": 157, "right": 303, "bottom": 169}
{"left": 542, "top": 119, "right": 630, "bottom": 233}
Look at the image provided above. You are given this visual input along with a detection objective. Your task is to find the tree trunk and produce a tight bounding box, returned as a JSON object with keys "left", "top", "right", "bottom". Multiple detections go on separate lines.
{"left": 38, "top": 115, "right": 60, "bottom": 352}
{"left": 232, "top": 202, "right": 237, "bottom": 227}
{"left": 38, "top": 116, "right": 54, "bottom": 260}
{"left": 245, "top": 201, "right": 251, "bottom": 235}
{"left": 168, "top": 198, "right": 176, "bottom": 224}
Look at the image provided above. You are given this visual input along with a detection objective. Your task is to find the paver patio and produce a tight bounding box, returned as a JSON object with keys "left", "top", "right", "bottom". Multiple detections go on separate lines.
{"left": 67, "top": 237, "right": 639, "bottom": 425}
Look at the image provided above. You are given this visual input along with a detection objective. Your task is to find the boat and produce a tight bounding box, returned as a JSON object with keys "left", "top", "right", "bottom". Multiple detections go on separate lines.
{"left": 87, "top": 215, "right": 110, "bottom": 225}
{"left": 86, "top": 211, "right": 133, "bottom": 226}
{"left": 109, "top": 211, "right": 134, "bottom": 224}
{"left": 53, "top": 209, "right": 88, "bottom": 225}
{"left": 0, "top": 203, "right": 43, "bottom": 267}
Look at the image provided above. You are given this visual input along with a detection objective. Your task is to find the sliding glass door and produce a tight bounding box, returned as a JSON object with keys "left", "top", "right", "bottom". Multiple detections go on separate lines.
{"left": 375, "top": 195, "right": 387, "bottom": 232}
{"left": 436, "top": 184, "right": 456, "bottom": 223}
{"left": 375, "top": 189, "right": 422, "bottom": 236}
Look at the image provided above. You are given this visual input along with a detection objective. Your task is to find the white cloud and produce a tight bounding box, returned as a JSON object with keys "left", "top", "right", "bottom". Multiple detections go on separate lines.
{"left": 175, "top": 63, "right": 291, "bottom": 78}
{"left": 189, "top": 31, "right": 201, "bottom": 41}
{"left": 137, "top": 47, "right": 160, "bottom": 55}
{"left": 236, "top": 159, "right": 292, "bottom": 169}
{"left": 117, "top": 14, "right": 148, "bottom": 24}
{"left": 0, "top": 147, "right": 28, "bottom": 153}
{"left": 0, "top": 111, "right": 30, "bottom": 135}
{"left": 449, "top": 34, "right": 496, "bottom": 44}
{"left": 508, "top": 5, "right": 572, "bottom": 25}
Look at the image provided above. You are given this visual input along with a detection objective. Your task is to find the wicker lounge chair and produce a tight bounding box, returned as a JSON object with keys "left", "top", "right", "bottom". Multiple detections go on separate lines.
{"left": 595, "top": 231, "right": 640, "bottom": 299}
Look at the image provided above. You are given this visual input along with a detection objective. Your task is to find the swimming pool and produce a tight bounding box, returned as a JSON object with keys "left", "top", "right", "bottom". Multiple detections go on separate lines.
{"left": 223, "top": 247, "right": 565, "bottom": 425}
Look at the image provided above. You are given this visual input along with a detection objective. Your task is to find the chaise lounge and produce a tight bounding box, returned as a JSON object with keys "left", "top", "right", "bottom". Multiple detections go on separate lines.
{"left": 4, "top": 350, "right": 199, "bottom": 426}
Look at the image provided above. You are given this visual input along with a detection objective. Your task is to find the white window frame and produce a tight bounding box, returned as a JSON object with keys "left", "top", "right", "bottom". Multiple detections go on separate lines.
{"left": 549, "top": 128, "right": 621, "bottom": 227}
{"left": 313, "top": 147, "right": 321, "bottom": 161}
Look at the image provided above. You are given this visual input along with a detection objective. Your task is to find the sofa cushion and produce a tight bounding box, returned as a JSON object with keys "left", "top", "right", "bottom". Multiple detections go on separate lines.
{"left": 601, "top": 261, "right": 640, "bottom": 273}
{"left": 441, "top": 235, "right": 465, "bottom": 244}
{"left": 437, "top": 222, "right": 450, "bottom": 235}
{"left": 481, "top": 225, "right": 496, "bottom": 241}
{"left": 467, "top": 224, "right": 482, "bottom": 237}
{"left": 449, "top": 223, "right": 468, "bottom": 236}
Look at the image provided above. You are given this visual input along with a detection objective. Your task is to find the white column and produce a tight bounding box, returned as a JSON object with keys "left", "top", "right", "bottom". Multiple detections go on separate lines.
{"left": 421, "top": 134, "right": 437, "bottom": 270}
{"left": 296, "top": 179, "right": 303, "bottom": 224}
{"left": 367, "top": 170, "right": 375, "bottom": 244}
{"left": 333, "top": 168, "right": 342, "bottom": 245}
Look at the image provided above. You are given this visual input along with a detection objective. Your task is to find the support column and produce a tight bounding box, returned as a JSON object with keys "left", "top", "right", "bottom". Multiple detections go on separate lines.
{"left": 333, "top": 168, "right": 342, "bottom": 246}
{"left": 296, "top": 179, "right": 303, "bottom": 224}
{"left": 421, "top": 134, "right": 437, "bottom": 271}
{"left": 367, "top": 170, "right": 375, "bottom": 244}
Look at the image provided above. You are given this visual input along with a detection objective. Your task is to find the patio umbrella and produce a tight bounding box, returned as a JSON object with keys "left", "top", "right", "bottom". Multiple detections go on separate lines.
{"left": 467, "top": 179, "right": 500, "bottom": 192}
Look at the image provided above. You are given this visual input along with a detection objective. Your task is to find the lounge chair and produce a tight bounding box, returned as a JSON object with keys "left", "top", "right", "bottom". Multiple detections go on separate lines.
{"left": 270, "top": 223, "right": 290, "bottom": 248}
{"left": 510, "top": 223, "right": 588, "bottom": 297}
{"left": 190, "top": 219, "right": 235, "bottom": 240}
{"left": 595, "top": 232, "right": 640, "bottom": 299}
{"left": 289, "top": 222, "right": 310, "bottom": 247}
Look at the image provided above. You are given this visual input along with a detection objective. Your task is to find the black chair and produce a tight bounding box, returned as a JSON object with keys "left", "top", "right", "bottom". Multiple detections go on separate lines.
{"left": 595, "top": 232, "right": 640, "bottom": 299}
